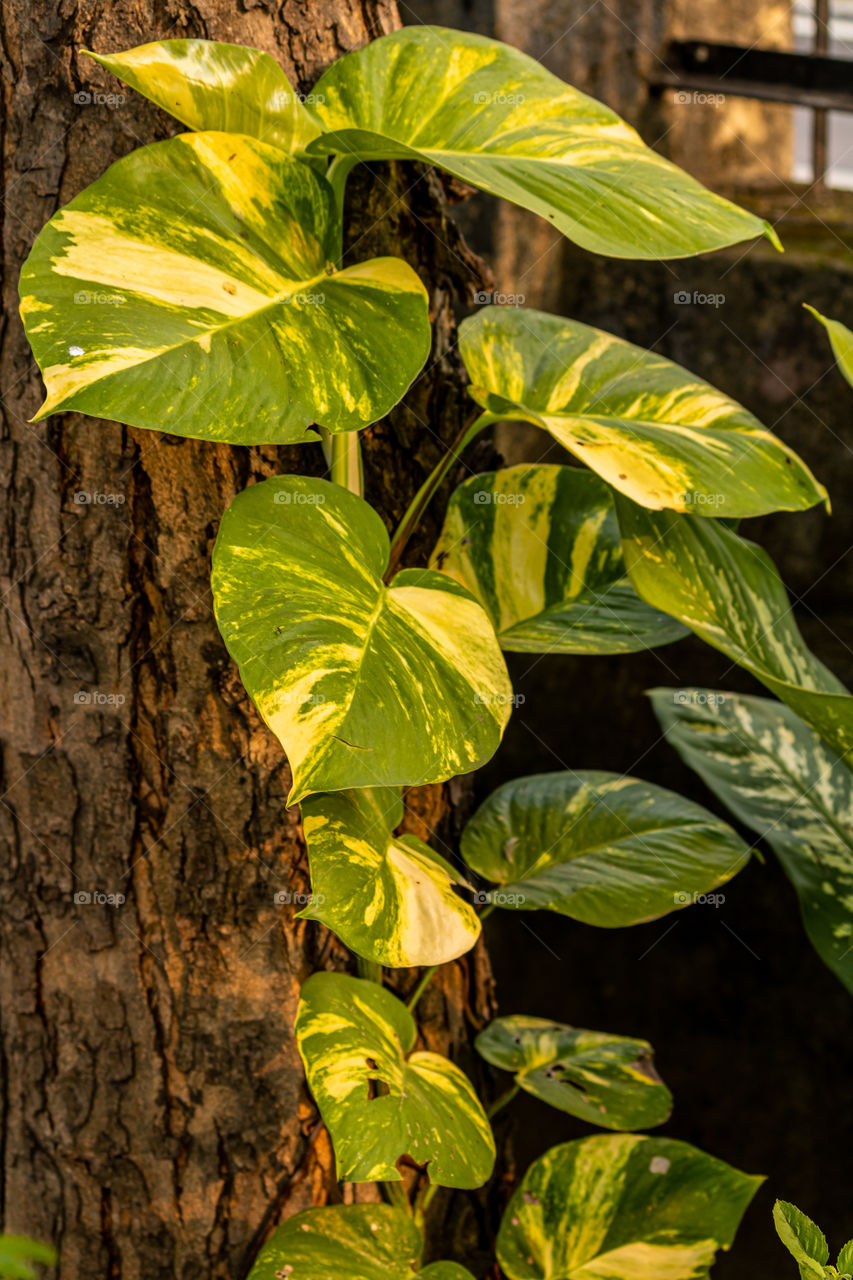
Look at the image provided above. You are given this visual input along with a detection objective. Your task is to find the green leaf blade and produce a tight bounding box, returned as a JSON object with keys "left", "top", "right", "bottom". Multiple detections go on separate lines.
{"left": 430, "top": 466, "right": 687, "bottom": 654}
{"left": 295, "top": 973, "right": 495, "bottom": 1188}
{"left": 806, "top": 305, "right": 853, "bottom": 391}
{"left": 460, "top": 770, "right": 750, "bottom": 926}
{"left": 773, "top": 1200, "right": 830, "bottom": 1277}
{"left": 475, "top": 1015, "right": 672, "bottom": 1130}
{"left": 497, "top": 1135, "right": 762, "bottom": 1280}
{"left": 299, "top": 787, "right": 481, "bottom": 967}
{"left": 459, "top": 308, "right": 826, "bottom": 518}
{"left": 85, "top": 40, "right": 321, "bottom": 153}
{"left": 212, "top": 476, "right": 511, "bottom": 803}
{"left": 650, "top": 687, "right": 853, "bottom": 994}
{"left": 20, "top": 133, "right": 430, "bottom": 442}
{"left": 308, "top": 27, "right": 771, "bottom": 259}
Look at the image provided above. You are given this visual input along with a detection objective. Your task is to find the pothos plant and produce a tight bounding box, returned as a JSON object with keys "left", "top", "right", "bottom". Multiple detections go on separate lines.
{"left": 18, "top": 25, "right": 850, "bottom": 1279}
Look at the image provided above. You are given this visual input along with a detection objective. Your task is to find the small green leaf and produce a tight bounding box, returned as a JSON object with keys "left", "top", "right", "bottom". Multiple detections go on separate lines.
{"left": 837, "top": 1240, "right": 853, "bottom": 1275}
{"left": 773, "top": 1201, "right": 830, "bottom": 1278}
{"left": 85, "top": 40, "right": 321, "bottom": 153}
{"left": 805, "top": 306, "right": 853, "bottom": 390}
{"left": 308, "top": 27, "right": 773, "bottom": 259}
{"left": 497, "top": 1135, "right": 762, "bottom": 1280}
{"left": 460, "top": 770, "right": 749, "bottom": 926}
{"left": 0, "top": 1235, "right": 57, "bottom": 1280}
{"left": 650, "top": 688, "right": 853, "bottom": 995}
{"left": 430, "top": 466, "right": 687, "bottom": 654}
{"left": 617, "top": 499, "right": 853, "bottom": 762}
{"left": 212, "top": 476, "right": 511, "bottom": 803}
{"left": 475, "top": 1015, "right": 672, "bottom": 1130}
{"left": 247, "top": 1204, "right": 421, "bottom": 1280}
{"left": 299, "top": 787, "right": 481, "bottom": 967}
{"left": 459, "top": 308, "right": 826, "bottom": 518}
{"left": 295, "top": 973, "right": 495, "bottom": 1187}
{"left": 20, "top": 133, "right": 430, "bottom": 442}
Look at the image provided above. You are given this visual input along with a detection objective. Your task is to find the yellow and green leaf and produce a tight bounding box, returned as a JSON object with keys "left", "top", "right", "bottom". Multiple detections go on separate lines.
{"left": 20, "top": 132, "right": 430, "bottom": 442}
{"left": 295, "top": 973, "right": 495, "bottom": 1188}
{"left": 651, "top": 688, "right": 853, "bottom": 996}
{"left": 307, "top": 26, "right": 774, "bottom": 259}
{"left": 247, "top": 1205, "right": 475, "bottom": 1280}
{"left": 212, "top": 476, "right": 511, "bottom": 803}
{"left": 86, "top": 40, "right": 321, "bottom": 154}
{"left": 460, "top": 770, "right": 750, "bottom": 926}
{"left": 299, "top": 787, "right": 480, "bottom": 967}
{"left": 475, "top": 1015, "right": 672, "bottom": 1130}
{"left": 430, "top": 465, "right": 687, "bottom": 653}
{"left": 497, "top": 1135, "right": 762, "bottom": 1280}
{"left": 617, "top": 499, "right": 853, "bottom": 761}
{"left": 805, "top": 305, "right": 853, "bottom": 390}
{"left": 459, "top": 308, "right": 827, "bottom": 518}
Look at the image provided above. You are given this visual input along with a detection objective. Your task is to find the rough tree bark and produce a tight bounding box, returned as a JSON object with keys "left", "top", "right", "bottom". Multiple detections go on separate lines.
{"left": 0, "top": 3, "right": 496, "bottom": 1276}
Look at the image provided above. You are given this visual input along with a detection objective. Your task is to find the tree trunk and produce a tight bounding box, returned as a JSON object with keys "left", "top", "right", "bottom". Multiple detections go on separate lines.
{"left": 0, "top": 4, "right": 494, "bottom": 1275}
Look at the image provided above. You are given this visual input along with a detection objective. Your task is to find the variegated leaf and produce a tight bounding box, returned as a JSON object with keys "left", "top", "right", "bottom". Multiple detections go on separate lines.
{"left": 19, "top": 132, "right": 430, "bottom": 442}
{"left": 460, "top": 770, "right": 749, "bottom": 926}
{"left": 0, "top": 1235, "right": 57, "bottom": 1280}
{"left": 805, "top": 306, "right": 853, "bottom": 390}
{"left": 247, "top": 1204, "right": 475, "bottom": 1280}
{"left": 307, "top": 27, "right": 774, "bottom": 259}
{"left": 497, "top": 1135, "right": 762, "bottom": 1280}
{"left": 298, "top": 787, "right": 481, "bottom": 967}
{"left": 212, "top": 476, "right": 511, "bottom": 803}
{"left": 459, "top": 308, "right": 826, "bottom": 517}
{"left": 475, "top": 1015, "right": 672, "bottom": 1130}
{"left": 617, "top": 499, "right": 853, "bottom": 761}
{"left": 430, "top": 465, "right": 687, "bottom": 653}
{"left": 86, "top": 40, "right": 321, "bottom": 153}
{"left": 651, "top": 688, "right": 853, "bottom": 994}
{"left": 295, "top": 973, "right": 495, "bottom": 1188}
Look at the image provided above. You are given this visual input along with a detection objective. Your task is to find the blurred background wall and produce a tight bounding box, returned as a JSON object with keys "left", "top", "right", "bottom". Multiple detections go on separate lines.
{"left": 402, "top": 1, "right": 853, "bottom": 1274}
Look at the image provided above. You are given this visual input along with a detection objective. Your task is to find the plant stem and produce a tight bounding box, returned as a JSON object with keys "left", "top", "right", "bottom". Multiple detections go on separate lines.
{"left": 330, "top": 430, "right": 363, "bottom": 496}
{"left": 327, "top": 153, "right": 359, "bottom": 226}
{"left": 406, "top": 965, "right": 439, "bottom": 1012}
{"left": 357, "top": 955, "right": 383, "bottom": 984}
{"left": 384, "top": 1178, "right": 412, "bottom": 1215}
{"left": 413, "top": 1181, "right": 438, "bottom": 1233}
{"left": 384, "top": 411, "right": 495, "bottom": 582}
{"left": 487, "top": 1083, "right": 519, "bottom": 1119}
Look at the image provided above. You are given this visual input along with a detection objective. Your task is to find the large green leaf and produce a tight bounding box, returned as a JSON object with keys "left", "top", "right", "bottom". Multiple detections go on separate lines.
{"left": 805, "top": 306, "right": 853, "bottom": 390}
{"left": 651, "top": 688, "right": 853, "bottom": 994}
{"left": 460, "top": 771, "right": 749, "bottom": 926}
{"left": 299, "top": 787, "right": 481, "bottom": 967}
{"left": 773, "top": 1201, "right": 831, "bottom": 1280}
{"left": 459, "top": 308, "right": 826, "bottom": 517}
{"left": 19, "top": 132, "right": 429, "bottom": 442}
{"left": 86, "top": 40, "right": 321, "bottom": 153}
{"left": 475, "top": 1015, "right": 672, "bottom": 1130}
{"left": 0, "top": 1235, "right": 57, "bottom": 1280}
{"left": 295, "top": 973, "right": 495, "bottom": 1187}
{"left": 212, "top": 476, "right": 511, "bottom": 803}
{"left": 306, "top": 27, "right": 773, "bottom": 260}
{"left": 617, "top": 499, "right": 853, "bottom": 762}
{"left": 430, "top": 466, "right": 687, "bottom": 654}
{"left": 497, "top": 1135, "right": 762, "bottom": 1280}
{"left": 247, "top": 1205, "right": 475, "bottom": 1280}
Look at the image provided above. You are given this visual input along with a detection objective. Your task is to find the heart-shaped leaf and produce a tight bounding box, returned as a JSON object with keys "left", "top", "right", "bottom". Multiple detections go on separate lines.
{"left": 617, "top": 498, "right": 853, "bottom": 762}
{"left": 430, "top": 465, "right": 687, "bottom": 653}
{"left": 651, "top": 688, "right": 853, "bottom": 994}
{"left": 299, "top": 787, "right": 481, "bottom": 967}
{"left": 295, "top": 973, "right": 495, "bottom": 1187}
{"left": 461, "top": 770, "right": 749, "bottom": 927}
{"left": 20, "top": 132, "right": 430, "bottom": 442}
{"left": 497, "top": 1135, "right": 762, "bottom": 1280}
{"left": 459, "top": 308, "right": 826, "bottom": 518}
{"left": 86, "top": 40, "right": 321, "bottom": 153}
{"left": 212, "top": 476, "right": 511, "bottom": 803}
{"left": 307, "top": 27, "right": 773, "bottom": 259}
{"left": 773, "top": 1201, "right": 831, "bottom": 1280}
{"left": 475, "top": 1015, "right": 671, "bottom": 1130}
{"left": 247, "top": 1204, "right": 474, "bottom": 1280}
{"left": 806, "top": 305, "right": 853, "bottom": 389}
